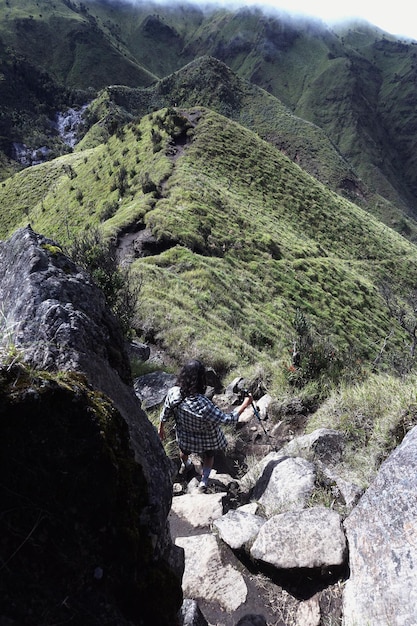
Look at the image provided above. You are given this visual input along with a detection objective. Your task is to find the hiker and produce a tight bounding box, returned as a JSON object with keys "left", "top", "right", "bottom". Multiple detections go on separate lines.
{"left": 158, "top": 359, "right": 253, "bottom": 490}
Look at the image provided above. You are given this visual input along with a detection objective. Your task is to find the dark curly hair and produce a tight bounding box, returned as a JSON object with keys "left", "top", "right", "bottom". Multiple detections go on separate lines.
{"left": 177, "top": 359, "right": 207, "bottom": 397}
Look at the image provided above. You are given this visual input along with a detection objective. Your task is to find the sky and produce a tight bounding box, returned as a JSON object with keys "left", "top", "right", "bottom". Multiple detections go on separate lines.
{"left": 189, "top": 0, "right": 417, "bottom": 40}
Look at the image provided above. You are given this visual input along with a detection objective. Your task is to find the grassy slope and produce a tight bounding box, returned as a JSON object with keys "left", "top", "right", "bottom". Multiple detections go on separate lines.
{"left": 1, "top": 107, "right": 417, "bottom": 380}
{"left": 0, "top": 0, "right": 157, "bottom": 89}
{"left": 140, "top": 4, "right": 417, "bottom": 220}
{"left": 88, "top": 0, "right": 204, "bottom": 79}
{"left": 307, "top": 371, "right": 417, "bottom": 486}
{"left": 137, "top": 110, "right": 416, "bottom": 368}
{"left": 340, "top": 25, "right": 417, "bottom": 205}
{"left": 78, "top": 56, "right": 417, "bottom": 241}
{"left": 294, "top": 24, "right": 417, "bottom": 219}
{"left": 2, "top": 0, "right": 417, "bottom": 230}
{"left": 80, "top": 55, "right": 356, "bottom": 191}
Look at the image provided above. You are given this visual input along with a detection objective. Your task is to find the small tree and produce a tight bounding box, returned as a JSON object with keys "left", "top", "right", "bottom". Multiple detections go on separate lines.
{"left": 378, "top": 281, "right": 417, "bottom": 374}
{"left": 287, "top": 308, "right": 344, "bottom": 395}
{"left": 67, "top": 229, "right": 140, "bottom": 337}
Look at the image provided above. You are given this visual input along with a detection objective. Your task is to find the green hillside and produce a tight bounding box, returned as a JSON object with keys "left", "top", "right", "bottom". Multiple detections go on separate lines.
{"left": 0, "top": 0, "right": 157, "bottom": 170}
{"left": 1, "top": 106, "right": 416, "bottom": 387}
{"left": 175, "top": 8, "right": 417, "bottom": 219}
{"left": 2, "top": 1, "right": 417, "bottom": 397}
{"left": 1, "top": 0, "right": 417, "bottom": 232}
{"left": 78, "top": 55, "right": 417, "bottom": 240}
{"left": 0, "top": 0, "right": 157, "bottom": 88}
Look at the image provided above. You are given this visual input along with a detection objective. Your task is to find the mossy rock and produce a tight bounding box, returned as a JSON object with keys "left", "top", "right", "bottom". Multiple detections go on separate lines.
{"left": 0, "top": 364, "right": 182, "bottom": 625}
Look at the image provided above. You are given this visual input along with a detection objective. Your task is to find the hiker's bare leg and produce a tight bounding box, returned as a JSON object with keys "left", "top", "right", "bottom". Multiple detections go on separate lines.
{"left": 201, "top": 452, "right": 214, "bottom": 485}
{"left": 180, "top": 450, "right": 189, "bottom": 465}
{"left": 178, "top": 449, "right": 193, "bottom": 475}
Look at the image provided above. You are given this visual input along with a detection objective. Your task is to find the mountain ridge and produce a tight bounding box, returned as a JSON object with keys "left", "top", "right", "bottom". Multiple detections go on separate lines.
{"left": 1, "top": 104, "right": 416, "bottom": 384}
{"left": 79, "top": 54, "right": 416, "bottom": 239}
{"left": 2, "top": 1, "right": 417, "bottom": 385}
{"left": 2, "top": 0, "right": 417, "bottom": 226}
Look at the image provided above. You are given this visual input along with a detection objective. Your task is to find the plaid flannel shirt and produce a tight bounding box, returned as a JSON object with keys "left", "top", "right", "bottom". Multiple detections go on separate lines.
{"left": 160, "top": 385, "right": 239, "bottom": 453}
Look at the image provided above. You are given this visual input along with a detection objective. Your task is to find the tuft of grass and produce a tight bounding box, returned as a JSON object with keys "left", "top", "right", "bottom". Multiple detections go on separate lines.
{"left": 146, "top": 404, "right": 179, "bottom": 461}
{"left": 307, "top": 372, "right": 417, "bottom": 487}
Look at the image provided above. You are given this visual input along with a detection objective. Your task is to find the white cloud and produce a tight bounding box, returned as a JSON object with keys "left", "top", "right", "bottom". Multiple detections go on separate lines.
{"left": 117, "top": 0, "right": 417, "bottom": 40}
{"left": 194, "top": 0, "right": 417, "bottom": 39}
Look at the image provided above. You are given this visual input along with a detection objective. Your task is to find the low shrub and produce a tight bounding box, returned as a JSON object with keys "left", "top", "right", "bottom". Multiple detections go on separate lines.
{"left": 66, "top": 228, "right": 141, "bottom": 337}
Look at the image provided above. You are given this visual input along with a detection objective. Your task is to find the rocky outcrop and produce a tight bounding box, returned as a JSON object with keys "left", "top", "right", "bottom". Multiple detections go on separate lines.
{"left": 170, "top": 437, "right": 349, "bottom": 624}
{"left": 213, "top": 510, "right": 266, "bottom": 550}
{"left": 0, "top": 226, "right": 182, "bottom": 625}
{"left": 171, "top": 492, "right": 225, "bottom": 528}
{"left": 343, "top": 426, "right": 417, "bottom": 626}
{"left": 133, "top": 361, "right": 417, "bottom": 625}
{"left": 250, "top": 455, "right": 316, "bottom": 516}
{"left": 176, "top": 534, "right": 248, "bottom": 612}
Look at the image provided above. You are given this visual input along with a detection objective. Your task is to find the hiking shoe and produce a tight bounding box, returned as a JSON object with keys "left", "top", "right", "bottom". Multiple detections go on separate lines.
{"left": 198, "top": 479, "right": 208, "bottom": 492}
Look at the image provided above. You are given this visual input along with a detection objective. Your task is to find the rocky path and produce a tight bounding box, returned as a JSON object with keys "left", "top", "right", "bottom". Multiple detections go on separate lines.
{"left": 133, "top": 369, "right": 347, "bottom": 625}
{"left": 169, "top": 463, "right": 292, "bottom": 626}
{"left": 168, "top": 424, "right": 345, "bottom": 626}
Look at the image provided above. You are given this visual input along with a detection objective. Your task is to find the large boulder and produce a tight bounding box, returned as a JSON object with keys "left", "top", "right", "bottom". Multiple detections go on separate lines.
{"left": 175, "top": 534, "right": 248, "bottom": 612}
{"left": 250, "top": 456, "right": 316, "bottom": 517}
{"left": 343, "top": 426, "right": 417, "bottom": 626}
{"left": 250, "top": 507, "right": 347, "bottom": 570}
{"left": 134, "top": 370, "right": 177, "bottom": 408}
{"left": 279, "top": 428, "right": 345, "bottom": 464}
{"left": 0, "top": 226, "right": 182, "bottom": 625}
{"left": 171, "top": 493, "right": 226, "bottom": 528}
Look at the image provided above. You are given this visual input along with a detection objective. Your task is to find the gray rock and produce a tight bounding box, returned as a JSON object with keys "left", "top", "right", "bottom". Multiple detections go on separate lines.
{"left": 179, "top": 599, "right": 209, "bottom": 626}
{"left": 0, "top": 226, "right": 182, "bottom": 623}
{"left": 251, "top": 456, "right": 316, "bottom": 517}
{"left": 317, "top": 461, "right": 363, "bottom": 511}
{"left": 280, "top": 428, "right": 345, "bottom": 464}
{"left": 0, "top": 227, "right": 129, "bottom": 380}
{"left": 255, "top": 394, "right": 272, "bottom": 420}
{"left": 239, "top": 451, "right": 285, "bottom": 492}
{"left": 296, "top": 596, "right": 321, "bottom": 626}
{"left": 205, "top": 366, "right": 222, "bottom": 392}
{"left": 343, "top": 426, "right": 417, "bottom": 626}
{"left": 225, "top": 376, "right": 245, "bottom": 399}
{"left": 235, "top": 615, "right": 267, "bottom": 626}
{"left": 176, "top": 534, "right": 248, "bottom": 612}
{"left": 250, "top": 507, "right": 347, "bottom": 569}
{"left": 237, "top": 502, "right": 261, "bottom": 515}
{"left": 213, "top": 509, "right": 266, "bottom": 550}
{"left": 171, "top": 492, "right": 226, "bottom": 528}
{"left": 134, "top": 370, "right": 176, "bottom": 408}
{"left": 208, "top": 469, "right": 237, "bottom": 490}
{"left": 0, "top": 226, "right": 174, "bottom": 532}
{"left": 128, "top": 340, "right": 150, "bottom": 362}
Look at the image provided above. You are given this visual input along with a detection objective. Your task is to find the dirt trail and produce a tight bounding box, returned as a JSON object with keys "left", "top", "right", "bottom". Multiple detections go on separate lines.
{"left": 116, "top": 109, "right": 202, "bottom": 265}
